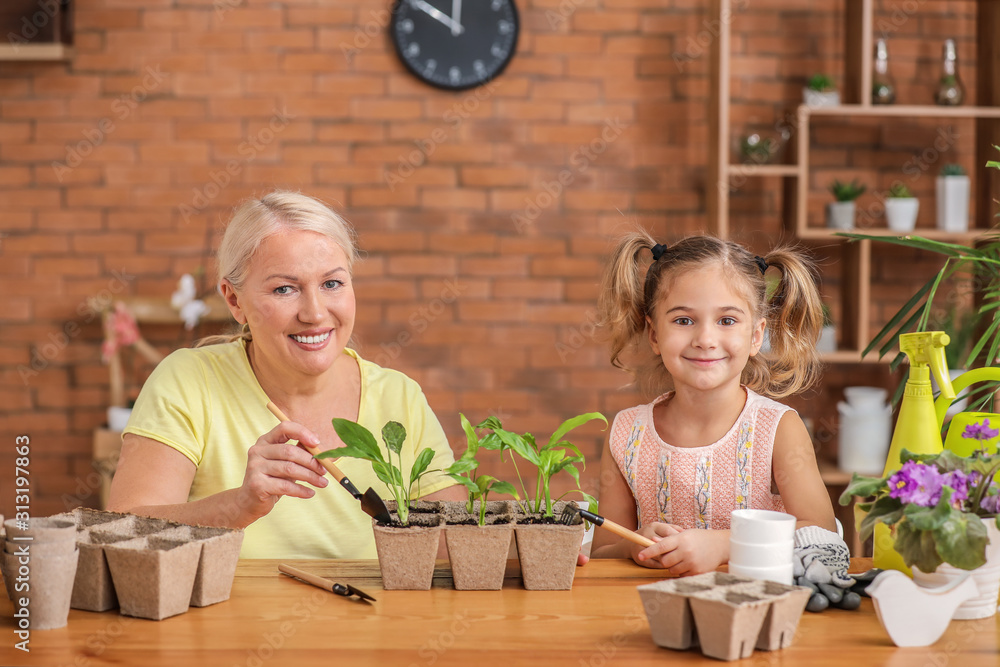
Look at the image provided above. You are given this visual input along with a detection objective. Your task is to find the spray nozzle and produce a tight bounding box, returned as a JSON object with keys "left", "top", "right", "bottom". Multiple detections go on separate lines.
{"left": 899, "top": 331, "right": 955, "bottom": 401}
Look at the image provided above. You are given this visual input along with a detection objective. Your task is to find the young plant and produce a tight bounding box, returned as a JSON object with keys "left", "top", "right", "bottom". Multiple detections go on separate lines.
{"left": 445, "top": 414, "right": 519, "bottom": 526}
{"left": 477, "top": 412, "right": 607, "bottom": 519}
{"left": 321, "top": 419, "right": 437, "bottom": 526}
{"left": 941, "top": 163, "right": 967, "bottom": 177}
{"left": 887, "top": 183, "right": 913, "bottom": 198}
{"left": 807, "top": 73, "right": 835, "bottom": 92}
{"left": 829, "top": 179, "right": 866, "bottom": 202}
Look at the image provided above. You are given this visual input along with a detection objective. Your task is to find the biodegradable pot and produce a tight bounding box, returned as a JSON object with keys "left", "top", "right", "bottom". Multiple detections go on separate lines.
{"left": 70, "top": 531, "right": 135, "bottom": 612}
{"left": 514, "top": 520, "right": 584, "bottom": 591}
{"left": 3, "top": 517, "right": 76, "bottom": 544}
{"left": 2, "top": 548, "right": 79, "bottom": 630}
{"left": 445, "top": 519, "right": 514, "bottom": 591}
{"left": 936, "top": 175, "right": 970, "bottom": 232}
{"left": 826, "top": 201, "right": 855, "bottom": 230}
{"left": 747, "top": 580, "right": 811, "bottom": 651}
{"left": 638, "top": 572, "right": 749, "bottom": 650}
{"left": 373, "top": 511, "right": 443, "bottom": 591}
{"left": 688, "top": 589, "right": 772, "bottom": 661}
{"left": 157, "top": 525, "right": 244, "bottom": 606}
{"left": 104, "top": 537, "right": 203, "bottom": 620}
{"left": 885, "top": 197, "right": 918, "bottom": 232}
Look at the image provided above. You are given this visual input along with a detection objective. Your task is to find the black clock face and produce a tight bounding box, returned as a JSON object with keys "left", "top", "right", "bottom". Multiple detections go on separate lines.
{"left": 390, "top": 0, "right": 519, "bottom": 91}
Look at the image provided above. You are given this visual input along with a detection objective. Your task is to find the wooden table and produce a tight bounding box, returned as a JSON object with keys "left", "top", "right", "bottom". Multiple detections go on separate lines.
{"left": 1, "top": 559, "right": 998, "bottom": 666}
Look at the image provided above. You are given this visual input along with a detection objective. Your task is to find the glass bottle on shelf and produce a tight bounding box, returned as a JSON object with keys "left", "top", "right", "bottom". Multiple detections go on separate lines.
{"left": 872, "top": 38, "right": 896, "bottom": 105}
{"left": 934, "top": 39, "right": 965, "bottom": 106}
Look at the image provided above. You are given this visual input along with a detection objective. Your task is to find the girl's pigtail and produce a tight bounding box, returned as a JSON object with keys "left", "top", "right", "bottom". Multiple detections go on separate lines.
{"left": 598, "top": 231, "right": 656, "bottom": 371}
{"left": 757, "top": 248, "right": 824, "bottom": 398}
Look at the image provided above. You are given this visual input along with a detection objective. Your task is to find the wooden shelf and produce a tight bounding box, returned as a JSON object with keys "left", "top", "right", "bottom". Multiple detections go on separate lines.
{"left": 726, "top": 163, "right": 799, "bottom": 177}
{"left": 818, "top": 459, "right": 855, "bottom": 486}
{"left": 819, "top": 350, "right": 890, "bottom": 364}
{"left": 124, "top": 294, "right": 232, "bottom": 324}
{"left": 797, "top": 228, "right": 994, "bottom": 242}
{"left": 804, "top": 103, "right": 1000, "bottom": 119}
{"left": 0, "top": 44, "right": 72, "bottom": 61}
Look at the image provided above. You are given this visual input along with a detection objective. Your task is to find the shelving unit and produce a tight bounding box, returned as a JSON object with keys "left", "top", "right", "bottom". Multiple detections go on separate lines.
{"left": 709, "top": 0, "right": 1000, "bottom": 363}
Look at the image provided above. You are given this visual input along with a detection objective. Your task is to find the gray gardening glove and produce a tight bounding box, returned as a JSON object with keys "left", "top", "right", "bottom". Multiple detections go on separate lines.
{"left": 792, "top": 526, "right": 859, "bottom": 612}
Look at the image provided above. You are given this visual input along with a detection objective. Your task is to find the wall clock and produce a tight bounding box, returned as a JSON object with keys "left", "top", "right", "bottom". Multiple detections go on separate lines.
{"left": 389, "top": 0, "right": 519, "bottom": 91}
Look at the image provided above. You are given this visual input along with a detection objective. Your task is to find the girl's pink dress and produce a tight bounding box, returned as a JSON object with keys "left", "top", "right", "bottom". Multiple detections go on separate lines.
{"left": 609, "top": 388, "right": 790, "bottom": 530}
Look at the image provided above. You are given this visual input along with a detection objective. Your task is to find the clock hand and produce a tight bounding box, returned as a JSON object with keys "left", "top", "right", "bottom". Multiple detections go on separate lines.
{"left": 451, "top": 0, "right": 463, "bottom": 37}
{"left": 409, "top": 0, "right": 464, "bottom": 34}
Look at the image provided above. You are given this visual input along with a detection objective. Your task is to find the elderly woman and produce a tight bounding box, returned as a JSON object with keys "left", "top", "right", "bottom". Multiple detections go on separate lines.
{"left": 108, "top": 191, "right": 462, "bottom": 558}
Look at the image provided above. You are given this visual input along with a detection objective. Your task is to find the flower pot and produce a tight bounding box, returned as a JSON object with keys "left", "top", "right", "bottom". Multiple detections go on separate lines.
{"left": 445, "top": 521, "right": 514, "bottom": 590}
{"left": 803, "top": 88, "right": 840, "bottom": 108}
{"left": 817, "top": 325, "right": 836, "bottom": 353}
{"left": 936, "top": 175, "right": 970, "bottom": 232}
{"left": 911, "top": 517, "right": 1000, "bottom": 620}
{"left": 372, "top": 511, "right": 443, "bottom": 590}
{"left": 885, "top": 197, "right": 919, "bottom": 232}
{"left": 104, "top": 536, "right": 202, "bottom": 620}
{"left": 514, "top": 503, "right": 584, "bottom": 590}
{"left": 2, "top": 548, "right": 79, "bottom": 630}
{"left": 826, "top": 201, "right": 855, "bottom": 230}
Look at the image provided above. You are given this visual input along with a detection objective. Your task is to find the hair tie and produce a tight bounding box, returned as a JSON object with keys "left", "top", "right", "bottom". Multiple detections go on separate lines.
{"left": 651, "top": 243, "right": 669, "bottom": 261}
{"left": 754, "top": 255, "right": 768, "bottom": 275}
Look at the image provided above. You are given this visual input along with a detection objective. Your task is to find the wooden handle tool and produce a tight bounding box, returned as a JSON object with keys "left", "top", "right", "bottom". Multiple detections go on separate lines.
{"left": 279, "top": 564, "right": 376, "bottom": 601}
{"left": 578, "top": 507, "right": 656, "bottom": 548}
{"left": 265, "top": 401, "right": 360, "bottom": 496}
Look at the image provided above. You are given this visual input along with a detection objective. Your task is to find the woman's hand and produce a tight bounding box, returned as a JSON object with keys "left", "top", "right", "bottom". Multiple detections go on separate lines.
{"left": 636, "top": 528, "right": 730, "bottom": 575}
{"left": 237, "top": 421, "right": 330, "bottom": 522}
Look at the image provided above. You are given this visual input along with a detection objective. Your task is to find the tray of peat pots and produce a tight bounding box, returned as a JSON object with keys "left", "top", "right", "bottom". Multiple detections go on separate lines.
{"left": 473, "top": 412, "right": 607, "bottom": 590}
{"left": 323, "top": 418, "right": 444, "bottom": 591}
{"left": 441, "top": 414, "right": 521, "bottom": 590}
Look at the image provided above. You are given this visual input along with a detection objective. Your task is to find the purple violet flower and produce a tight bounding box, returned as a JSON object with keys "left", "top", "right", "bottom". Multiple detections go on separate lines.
{"left": 981, "top": 486, "right": 1000, "bottom": 515}
{"left": 888, "top": 460, "right": 946, "bottom": 507}
{"left": 962, "top": 418, "right": 1000, "bottom": 442}
{"left": 943, "top": 469, "right": 974, "bottom": 508}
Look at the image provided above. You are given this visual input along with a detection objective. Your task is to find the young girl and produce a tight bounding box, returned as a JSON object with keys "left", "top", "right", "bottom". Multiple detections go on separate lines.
{"left": 590, "top": 232, "right": 842, "bottom": 577}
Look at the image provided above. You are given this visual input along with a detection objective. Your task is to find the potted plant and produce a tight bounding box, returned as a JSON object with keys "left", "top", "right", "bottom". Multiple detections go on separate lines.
{"left": 323, "top": 419, "right": 443, "bottom": 590}
{"left": 817, "top": 303, "right": 836, "bottom": 353}
{"left": 803, "top": 73, "right": 840, "bottom": 107}
{"left": 884, "top": 183, "right": 919, "bottom": 232}
{"left": 739, "top": 133, "right": 779, "bottom": 165}
{"left": 840, "top": 448, "right": 1000, "bottom": 619}
{"left": 476, "top": 412, "right": 606, "bottom": 590}
{"left": 827, "top": 179, "right": 866, "bottom": 230}
{"left": 936, "top": 164, "right": 970, "bottom": 232}
{"left": 441, "top": 414, "right": 520, "bottom": 590}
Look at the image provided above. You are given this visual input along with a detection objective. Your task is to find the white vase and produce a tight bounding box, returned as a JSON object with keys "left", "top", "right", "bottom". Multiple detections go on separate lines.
{"left": 936, "top": 175, "right": 970, "bottom": 232}
{"left": 817, "top": 325, "right": 836, "bottom": 353}
{"left": 827, "top": 201, "right": 855, "bottom": 230}
{"left": 911, "top": 517, "right": 1000, "bottom": 620}
{"left": 885, "top": 197, "right": 918, "bottom": 232}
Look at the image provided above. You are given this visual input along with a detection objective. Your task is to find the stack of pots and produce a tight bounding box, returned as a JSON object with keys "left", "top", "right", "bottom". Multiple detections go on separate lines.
{"left": 2, "top": 517, "right": 79, "bottom": 630}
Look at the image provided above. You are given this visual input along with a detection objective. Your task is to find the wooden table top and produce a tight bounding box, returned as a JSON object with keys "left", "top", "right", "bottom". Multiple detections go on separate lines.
{"left": 1, "top": 558, "right": 998, "bottom": 666}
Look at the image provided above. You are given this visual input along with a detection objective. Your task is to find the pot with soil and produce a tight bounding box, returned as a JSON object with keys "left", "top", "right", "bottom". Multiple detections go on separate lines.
{"left": 442, "top": 500, "right": 515, "bottom": 590}
{"left": 374, "top": 500, "right": 443, "bottom": 590}
{"left": 468, "top": 412, "right": 607, "bottom": 590}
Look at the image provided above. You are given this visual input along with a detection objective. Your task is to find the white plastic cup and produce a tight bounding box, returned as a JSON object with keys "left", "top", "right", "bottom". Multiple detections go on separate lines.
{"left": 730, "top": 509, "right": 796, "bottom": 544}
{"left": 729, "top": 539, "right": 793, "bottom": 568}
{"left": 729, "top": 561, "right": 794, "bottom": 585}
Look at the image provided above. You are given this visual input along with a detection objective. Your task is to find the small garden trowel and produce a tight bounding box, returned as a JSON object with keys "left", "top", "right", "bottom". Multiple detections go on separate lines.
{"left": 266, "top": 401, "right": 392, "bottom": 524}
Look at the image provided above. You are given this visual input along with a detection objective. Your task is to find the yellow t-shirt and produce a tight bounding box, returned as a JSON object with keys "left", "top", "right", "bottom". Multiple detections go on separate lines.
{"left": 124, "top": 340, "right": 456, "bottom": 558}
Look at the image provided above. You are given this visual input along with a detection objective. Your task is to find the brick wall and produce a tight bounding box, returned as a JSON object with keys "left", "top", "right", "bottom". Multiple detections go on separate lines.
{"left": 0, "top": 0, "right": 979, "bottom": 519}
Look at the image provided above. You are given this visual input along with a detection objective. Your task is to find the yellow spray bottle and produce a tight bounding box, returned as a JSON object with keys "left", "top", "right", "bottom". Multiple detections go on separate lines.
{"left": 872, "top": 331, "right": 956, "bottom": 573}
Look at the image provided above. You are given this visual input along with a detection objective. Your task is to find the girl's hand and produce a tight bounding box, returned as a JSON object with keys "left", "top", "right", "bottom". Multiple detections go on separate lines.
{"left": 627, "top": 522, "right": 684, "bottom": 568}
{"left": 238, "top": 421, "right": 330, "bottom": 521}
{"left": 636, "top": 528, "right": 730, "bottom": 575}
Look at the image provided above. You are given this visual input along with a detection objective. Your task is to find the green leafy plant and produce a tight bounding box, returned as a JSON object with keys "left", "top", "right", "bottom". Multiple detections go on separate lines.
{"left": 322, "top": 419, "right": 437, "bottom": 526}
{"left": 476, "top": 412, "right": 607, "bottom": 519}
{"left": 887, "top": 183, "right": 913, "bottom": 198}
{"left": 740, "top": 134, "right": 778, "bottom": 164}
{"left": 840, "top": 448, "right": 1000, "bottom": 573}
{"left": 807, "top": 73, "right": 835, "bottom": 92}
{"left": 445, "top": 414, "right": 519, "bottom": 526}
{"left": 931, "top": 305, "right": 977, "bottom": 370}
{"left": 836, "top": 146, "right": 1000, "bottom": 410}
{"left": 941, "top": 163, "right": 967, "bottom": 177}
{"left": 821, "top": 302, "right": 834, "bottom": 327}
{"left": 829, "top": 179, "right": 866, "bottom": 202}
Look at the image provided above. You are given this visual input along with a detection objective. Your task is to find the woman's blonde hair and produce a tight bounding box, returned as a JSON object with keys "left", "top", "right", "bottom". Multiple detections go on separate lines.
{"left": 199, "top": 190, "right": 359, "bottom": 346}
{"left": 598, "top": 230, "right": 823, "bottom": 399}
